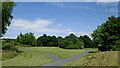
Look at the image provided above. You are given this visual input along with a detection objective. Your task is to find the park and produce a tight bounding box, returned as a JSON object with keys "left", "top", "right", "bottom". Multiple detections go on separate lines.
{"left": 0, "top": 1, "right": 120, "bottom": 67}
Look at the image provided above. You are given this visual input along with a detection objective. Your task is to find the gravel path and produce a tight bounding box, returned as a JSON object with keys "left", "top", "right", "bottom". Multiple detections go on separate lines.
{"left": 18, "top": 48, "right": 93, "bottom": 66}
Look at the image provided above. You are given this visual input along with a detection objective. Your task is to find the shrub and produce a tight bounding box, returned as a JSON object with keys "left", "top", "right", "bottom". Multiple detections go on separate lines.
{"left": 2, "top": 42, "right": 18, "bottom": 52}
{"left": 65, "top": 45, "right": 79, "bottom": 49}
{"left": 2, "top": 43, "right": 11, "bottom": 50}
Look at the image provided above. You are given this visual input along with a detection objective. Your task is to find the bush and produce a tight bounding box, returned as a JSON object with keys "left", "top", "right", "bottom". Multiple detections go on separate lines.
{"left": 2, "top": 43, "right": 11, "bottom": 50}
{"left": 2, "top": 42, "right": 18, "bottom": 52}
{"left": 65, "top": 45, "right": 79, "bottom": 49}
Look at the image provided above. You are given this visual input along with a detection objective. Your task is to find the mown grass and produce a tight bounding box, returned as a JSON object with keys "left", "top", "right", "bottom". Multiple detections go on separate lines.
{"left": 19, "top": 47, "right": 88, "bottom": 58}
{"left": 2, "top": 51, "right": 54, "bottom": 66}
{"left": 64, "top": 49, "right": 118, "bottom": 66}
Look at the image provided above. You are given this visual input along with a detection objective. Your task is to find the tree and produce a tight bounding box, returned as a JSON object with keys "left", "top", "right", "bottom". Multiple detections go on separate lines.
{"left": 37, "top": 34, "right": 59, "bottom": 47}
{"left": 76, "top": 39, "right": 84, "bottom": 49}
{"left": 91, "top": 16, "right": 120, "bottom": 51}
{"left": 57, "top": 36, "right": 63, "bottom": 47}
{"left": 1, "top": 2, "right": 16, "bottom": 36}
{"left": 59, "top": 33, "right": 84, "bottom": 49}
{"left": 16, "top": 32, "right": 36, "bottom": 46}
{"left": 79, "top": 35, "right": 93, "bottom": 48}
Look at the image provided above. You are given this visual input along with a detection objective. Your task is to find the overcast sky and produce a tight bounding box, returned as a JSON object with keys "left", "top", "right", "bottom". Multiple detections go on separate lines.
{"left": 3, "top": 2, "right": 118, "bottom": 39}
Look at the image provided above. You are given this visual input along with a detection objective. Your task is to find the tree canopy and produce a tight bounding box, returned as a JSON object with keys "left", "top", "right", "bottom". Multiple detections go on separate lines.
{"left": 91, "top": 16, "right": 120, "bottom": 51}
{"left": 59, "top": 33, "right": 84, "bottom": 49}
{"left": 79, "top": 35, "right": 94, "bottom": 48}
{"left": 16, "top": 32, "right": 36, "bottom": 46}
{"left": 37, "top": 34, "right": 58, "bottom": 47}
{"left": 1, "top": 2, "right": 16, "bottom": 36}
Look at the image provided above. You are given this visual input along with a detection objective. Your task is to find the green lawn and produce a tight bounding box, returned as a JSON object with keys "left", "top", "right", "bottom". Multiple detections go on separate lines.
{"left": 2, "top": 51, "right": 54, "bottom": 66}
{"left": 64, "top": 49, "right": 118, "bottom": 66}
{"left": 19, "top": 47, "right": 88, "bottom": 58}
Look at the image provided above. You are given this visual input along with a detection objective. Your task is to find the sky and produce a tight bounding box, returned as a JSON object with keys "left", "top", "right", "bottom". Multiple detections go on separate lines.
{"left": 3, "top": 2, "right": 118, "bottom": 39}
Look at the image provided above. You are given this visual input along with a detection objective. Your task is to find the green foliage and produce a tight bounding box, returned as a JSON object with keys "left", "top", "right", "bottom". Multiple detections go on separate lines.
{"left": 59, "top": 33, "right": 85, "bottom": 49}
{"left": 2, "top": 43, "right": 10, "bottom": 50}
{"left": 76, "top": 40, "right": 84, "bottom": 49}
{"left": 79, "top": 35, "right": 93, "bottom": 48}
{"left": 37, "top": 34, "right": 58, "bottom": 47}
{"left": 65, "top": 45, "right": 79, "bottom": 49}
{"left": 57, "top": 36, "right": 63, "bottom": 46}
{"left": 14, "top": 32, "right": 92, "bottom": 49}
{"left": 91, "top": 16, "right": 120, "bottom": 51}
{"left": 1, "top": 2, "right": 16, "bottom": 36}
{"left": 16, "top": 32, "right": 36, "bottom": 46}
{"left": 2, "top": 42, "right": 18, "bottom": 52}
{"left": 2, "top": 38, "right": 15, "bottom": 43}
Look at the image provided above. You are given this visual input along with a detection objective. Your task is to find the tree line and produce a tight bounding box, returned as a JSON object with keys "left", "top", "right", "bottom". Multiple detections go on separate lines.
{"left": 15, "top": 33, "right": 94, "bottom": 49}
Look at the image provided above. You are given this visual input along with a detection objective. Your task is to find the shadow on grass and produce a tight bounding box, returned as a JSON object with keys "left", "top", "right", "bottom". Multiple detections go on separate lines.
{"left": 88, "top": 50, "right": 100, "bottom": 53}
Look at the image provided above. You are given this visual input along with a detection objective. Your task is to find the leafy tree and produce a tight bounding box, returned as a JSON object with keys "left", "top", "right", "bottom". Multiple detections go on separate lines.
{"left": 50, "top": 36, "right": 58, "bottom": 47}
{"left": 16, "top": 32, "right": 36, "bottom": 46}
{"left": 1, "top": 2, "right": 16, "bottom": 36}
{"left": 79, "top": 35, "right": 93, "bottom": 48}
{"left": 91, "top": 16, "right": 120, "bottom": 51}
{"left": 57, "top": 36, "right": 63, "bottom": 47}
{"left": 37, "top": 34, "right": 59, "bottom": 47}
{"left": 59, "top": 33, "right": 84, "bottom": 49}
{"left": 76, "top": 39, "right": 84, "bottom": 49}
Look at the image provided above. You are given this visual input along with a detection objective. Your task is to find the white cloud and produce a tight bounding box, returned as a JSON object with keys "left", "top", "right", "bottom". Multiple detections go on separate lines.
{"left": 10, "top": 18, "right": 72, "bottom": 34}
{"left": 69, "top": 31, "right": 92, "bottom": 36}
{"left": 45, "top": 3, "right": 91, "bottom": 10}
{"left": 57, "top": 24, "right": 62, "bottom": 27}
{"left": 6, "top": 18, "right": 93, "bottom": 38}
{"left": 47, "top": 3, "right": 65, "bottom": 7}
{"left": 76, "top": 31, "right": 92, "bottom": 35}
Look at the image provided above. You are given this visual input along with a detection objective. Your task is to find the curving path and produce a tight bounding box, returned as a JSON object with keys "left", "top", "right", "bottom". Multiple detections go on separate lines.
{"left": 18, "top": 48, "right": 93, "bottom": 66}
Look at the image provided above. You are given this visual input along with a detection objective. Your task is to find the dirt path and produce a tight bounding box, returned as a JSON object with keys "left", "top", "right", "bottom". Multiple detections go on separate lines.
{"left": 18, "top": 48, "right": 93, "bottom": 66}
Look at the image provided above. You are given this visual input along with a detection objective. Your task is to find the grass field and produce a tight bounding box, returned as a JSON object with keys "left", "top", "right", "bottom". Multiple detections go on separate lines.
{"left": 2, "top": 51, "right": 54, "bottom": 66}
{"left": 19, "top": 47, "right": 88, "bottom": 58}
{"left": 64, "top": 49, "right": 118, "bottom": 66}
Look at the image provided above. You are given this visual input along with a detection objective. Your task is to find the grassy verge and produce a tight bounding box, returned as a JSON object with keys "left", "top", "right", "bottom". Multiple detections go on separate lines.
{"left": 2, "top": 51, "right": 54, "bottom": 66}
{"left": 64, "top": 49, "right": 118, "bottom": 66}
{"left": 0, "top": 50, "right": 21, "bottom": 61}
{"left": 19, "top": 47, "right": 88, "bottom": 58}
